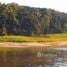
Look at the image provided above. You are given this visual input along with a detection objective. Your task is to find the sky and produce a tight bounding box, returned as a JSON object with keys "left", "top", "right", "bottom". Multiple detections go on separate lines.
{"left": 0, "top": 0, "right": 67, "bottom": 13}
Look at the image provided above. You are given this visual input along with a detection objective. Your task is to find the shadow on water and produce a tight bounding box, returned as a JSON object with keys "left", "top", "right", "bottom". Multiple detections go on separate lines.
{"left": 0, "top": 47, "right": 67, "bottom": 67}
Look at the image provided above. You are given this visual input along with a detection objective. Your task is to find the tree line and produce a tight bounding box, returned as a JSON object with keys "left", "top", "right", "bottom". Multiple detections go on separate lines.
{"left": 0, "top": 3, "right": 67, "bottom": 36}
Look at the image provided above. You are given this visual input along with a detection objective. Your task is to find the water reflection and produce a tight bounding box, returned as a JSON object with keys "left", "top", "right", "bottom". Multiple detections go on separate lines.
{"left": 26, "top": 61, "right": 67, "bottom": 67}
{"left": 25, "top": 48, "right": 67, "bottom": 67}
{"left": 0, "top": 47, "right": 67, "bottom": 67}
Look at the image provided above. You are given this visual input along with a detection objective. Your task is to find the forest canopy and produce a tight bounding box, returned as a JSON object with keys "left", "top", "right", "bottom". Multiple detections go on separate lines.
{"left": 0, "top": 3, "right": 67, "bottom": 36}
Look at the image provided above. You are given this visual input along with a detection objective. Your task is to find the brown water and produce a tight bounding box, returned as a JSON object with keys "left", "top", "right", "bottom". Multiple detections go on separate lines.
{"left": 0, "top": 47, "right": 67, "bottom": 67}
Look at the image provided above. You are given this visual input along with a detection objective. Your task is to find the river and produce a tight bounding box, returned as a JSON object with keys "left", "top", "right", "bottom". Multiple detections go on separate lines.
{"left": 0, "top": 47, "right": 67, "bottom": 67}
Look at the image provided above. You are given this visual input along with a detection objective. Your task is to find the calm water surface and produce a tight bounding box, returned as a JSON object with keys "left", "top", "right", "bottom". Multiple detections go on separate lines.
{"left": 0, "top": 47, "right": 67, "bottom": 67}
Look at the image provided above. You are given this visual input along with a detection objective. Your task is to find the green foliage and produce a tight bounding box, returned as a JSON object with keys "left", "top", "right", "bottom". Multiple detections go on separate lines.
{"left": 41, "top": 9, "right": 52, "bottom": 34}
{"left": 0, "top": 3, "right": 67, "bottom": 36}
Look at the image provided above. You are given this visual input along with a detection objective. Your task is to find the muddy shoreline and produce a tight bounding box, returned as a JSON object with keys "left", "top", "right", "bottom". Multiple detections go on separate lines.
{"left": 0, "top": 41, "right": 67, "bottom": 47}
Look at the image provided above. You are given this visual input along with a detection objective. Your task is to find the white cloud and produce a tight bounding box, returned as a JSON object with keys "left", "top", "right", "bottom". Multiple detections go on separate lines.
{"left": 0, "top": 0, "right": 67, "bottom": 13}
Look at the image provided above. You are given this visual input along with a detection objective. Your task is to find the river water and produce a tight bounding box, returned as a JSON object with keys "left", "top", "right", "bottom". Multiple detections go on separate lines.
{"left": 25, "top": 48, "right": 67, "bottom": 67}
{"left": 0, "top": 47, "right": 67, "bottom": 67}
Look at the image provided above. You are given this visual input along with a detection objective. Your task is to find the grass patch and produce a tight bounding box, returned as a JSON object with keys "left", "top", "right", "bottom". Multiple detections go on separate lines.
{"left": 0, "top": 34, "right": 67, "bottom": 42}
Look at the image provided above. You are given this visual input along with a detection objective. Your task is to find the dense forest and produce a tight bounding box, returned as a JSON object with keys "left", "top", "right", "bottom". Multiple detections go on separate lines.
{"left": 0, "top": 3, "right": 67, "bottom": 36}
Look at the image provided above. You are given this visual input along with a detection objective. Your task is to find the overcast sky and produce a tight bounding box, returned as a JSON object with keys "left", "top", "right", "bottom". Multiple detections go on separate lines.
{"left": 0, "top": 0, "right": 67, "bottom": 13}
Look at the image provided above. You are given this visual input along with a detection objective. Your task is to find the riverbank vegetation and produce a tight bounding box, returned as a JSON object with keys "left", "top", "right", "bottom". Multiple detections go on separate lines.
{"left": 0, "top": 3, "right": 67, "bottom": 42}
{"left": 0, "top": 34, "right": 67, "bottom": 42}
{"left": 0, "top": 3, "right": 67, "bottom": 36}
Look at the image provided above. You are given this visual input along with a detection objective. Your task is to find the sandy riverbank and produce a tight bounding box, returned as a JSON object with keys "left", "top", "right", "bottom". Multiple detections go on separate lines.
{"left": 0, "top": 41, "right": 67, "bottom": 47}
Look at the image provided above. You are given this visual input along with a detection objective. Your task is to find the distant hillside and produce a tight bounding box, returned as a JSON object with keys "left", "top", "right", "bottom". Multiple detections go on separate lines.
{"left": 0, "top": 3, "right": 67, "bottom": 36}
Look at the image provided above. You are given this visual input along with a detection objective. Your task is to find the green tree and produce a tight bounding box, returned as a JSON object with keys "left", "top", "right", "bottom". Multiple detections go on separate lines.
{"left": 42, "top": 9, "right": 52, "bottom": 34}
